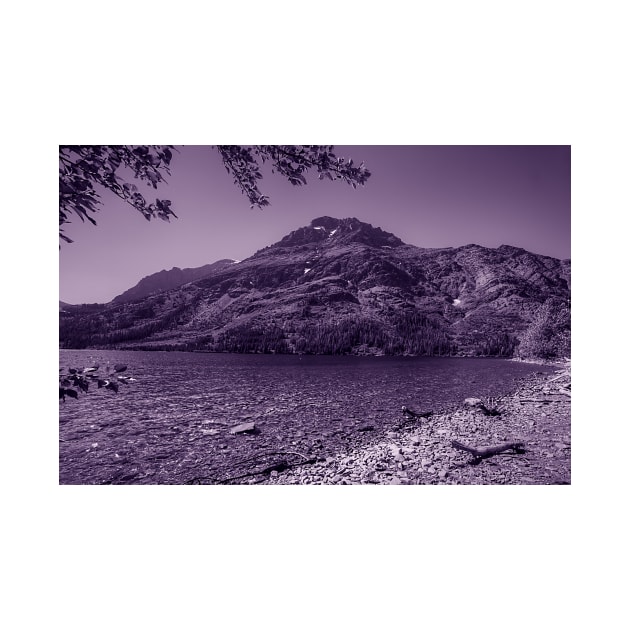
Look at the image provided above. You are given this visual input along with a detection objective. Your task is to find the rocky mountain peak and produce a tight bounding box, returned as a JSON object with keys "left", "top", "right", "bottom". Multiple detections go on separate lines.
{"left": 310, "top": 216, "right": 343, "bottom": 230}
{"left": 270, "top": 216, "right": 404, "bottom": 250}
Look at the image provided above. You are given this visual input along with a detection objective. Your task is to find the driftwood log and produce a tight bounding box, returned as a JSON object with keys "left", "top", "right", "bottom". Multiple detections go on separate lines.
{"left": 401, "top": 406, "right": 433, "bottom": 419}
{"left": 517, "top": 398, "right": 570, "bottom": 404}
{"left": 184, "top": 450, "right": 318, "bottom": 485}
{"left": 216, "top": 456, "right": 321, "bottom": 484}
{"left": 451, "top": 439, "right": 526, "bottom": 461}
{"left": 547, "top": 370, "right": 570, "bottom": 383}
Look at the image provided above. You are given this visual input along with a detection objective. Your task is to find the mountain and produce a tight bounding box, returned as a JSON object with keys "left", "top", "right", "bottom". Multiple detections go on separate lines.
{"left": 59, "top": 217, "right": 570, "bottom": 356}
{"left": 111, "top": 259, "right": 236, "bottom": 304}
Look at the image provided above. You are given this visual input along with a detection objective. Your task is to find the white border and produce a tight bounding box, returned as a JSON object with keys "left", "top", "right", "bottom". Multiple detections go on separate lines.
{"left": 4, "top": 1, "right": 626, "bottom": 629}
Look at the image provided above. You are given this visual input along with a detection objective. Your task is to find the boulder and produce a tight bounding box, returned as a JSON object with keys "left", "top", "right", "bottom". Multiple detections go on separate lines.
{"left": 229, "top": 422, "right": 257, "bottom": 435}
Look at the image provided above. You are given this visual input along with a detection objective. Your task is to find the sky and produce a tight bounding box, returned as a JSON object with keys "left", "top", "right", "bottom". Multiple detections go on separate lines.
{"left": 59, "top": 145, "right": 570, "bottom": 304}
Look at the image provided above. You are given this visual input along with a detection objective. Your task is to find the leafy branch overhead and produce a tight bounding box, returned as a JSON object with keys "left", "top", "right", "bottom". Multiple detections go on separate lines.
{"left": 216, "top": 145, "right": 371, "bottom": 209}
{"left": 59, "top": 145, "right": 371, "bottom": 243}
{"left": 59, "top": 146, "right": 176, "bottom": 243}
{"left": 59, "top": 363, "right": 135, "bottom": 401}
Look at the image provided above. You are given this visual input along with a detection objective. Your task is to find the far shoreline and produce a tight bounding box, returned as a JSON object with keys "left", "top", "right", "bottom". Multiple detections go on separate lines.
{"left": 60, "top": 345, "right": 567, "bottom": 363}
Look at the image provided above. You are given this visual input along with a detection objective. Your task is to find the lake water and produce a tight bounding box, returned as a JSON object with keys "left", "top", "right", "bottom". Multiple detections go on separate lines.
{"left": 59, "top": 350, "right": 555, "bottom": 484}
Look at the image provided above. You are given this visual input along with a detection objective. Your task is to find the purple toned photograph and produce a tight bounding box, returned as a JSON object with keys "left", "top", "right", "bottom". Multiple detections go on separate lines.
{"left": 59, "top": 145, "right": 570, "bottom": 485}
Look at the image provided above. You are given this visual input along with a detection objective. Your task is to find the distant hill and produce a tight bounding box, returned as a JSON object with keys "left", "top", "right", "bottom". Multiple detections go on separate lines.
{"left": 59, "top": 217, "right": 570, "bottom": 356}
{"left": 111, "top": 259, "right": 236, "bottom": 304}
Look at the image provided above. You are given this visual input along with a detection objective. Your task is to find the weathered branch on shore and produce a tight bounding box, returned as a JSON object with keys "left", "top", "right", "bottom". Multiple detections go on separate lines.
{"left": 401, "top": 406, "right": 433, "bottom": 419}
{"left": 184, "top": 450, "right": 318, "bottom": 485}
{"left": 220, "top": 456, "right": 322, "bottom": 484}
{"left": 547, "top": 370, "right": 570, "bottom": 383}
{"left": 231, "top": 450, "right": 313, "bottom": 468}
{"left": 516, "top": 398, "right": 569, "bottom": 404}
{"left": 451, "top": 439, "right": 526, "bottom": 461}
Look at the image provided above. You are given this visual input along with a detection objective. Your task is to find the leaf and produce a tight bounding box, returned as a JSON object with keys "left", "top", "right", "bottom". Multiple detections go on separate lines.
{"left": 64, "top": 388, "right": 79, "bottom": 399}
{"left": 114, "top": 364, "right": 127, "bottom": 373}
{"left": 105, "top": 381, "right": 119, "bottom": 393}
{"left": 97, "top": 379, "right": 107, "bottom": 388}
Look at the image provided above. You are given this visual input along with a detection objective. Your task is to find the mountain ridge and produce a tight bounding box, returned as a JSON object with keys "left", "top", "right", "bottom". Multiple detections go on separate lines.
{"left": 59, "top": 217, "right": 570, "bottom": 356}
{"left": 111, "top": 259, "right": 236, "bottom": 304}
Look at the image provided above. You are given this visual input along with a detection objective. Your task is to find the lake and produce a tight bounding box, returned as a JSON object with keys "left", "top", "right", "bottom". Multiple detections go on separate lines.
{"left": 59, "top": 350, "right": 555, "bottom": 484}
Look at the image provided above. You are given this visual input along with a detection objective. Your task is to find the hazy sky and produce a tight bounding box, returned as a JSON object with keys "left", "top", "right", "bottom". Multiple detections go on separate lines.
{"left": 59, "top": 145, "right": 570, "bottom": 304}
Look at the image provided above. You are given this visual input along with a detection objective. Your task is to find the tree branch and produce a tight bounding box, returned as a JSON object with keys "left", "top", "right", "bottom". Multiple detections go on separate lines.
{"left": 451, "top": 440, "right": 526, "bottom": 462}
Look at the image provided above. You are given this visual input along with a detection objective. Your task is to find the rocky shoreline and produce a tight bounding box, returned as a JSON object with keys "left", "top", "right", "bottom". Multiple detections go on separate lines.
{"left": 257, "top": 362, "right": 571, "bottom": 485}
